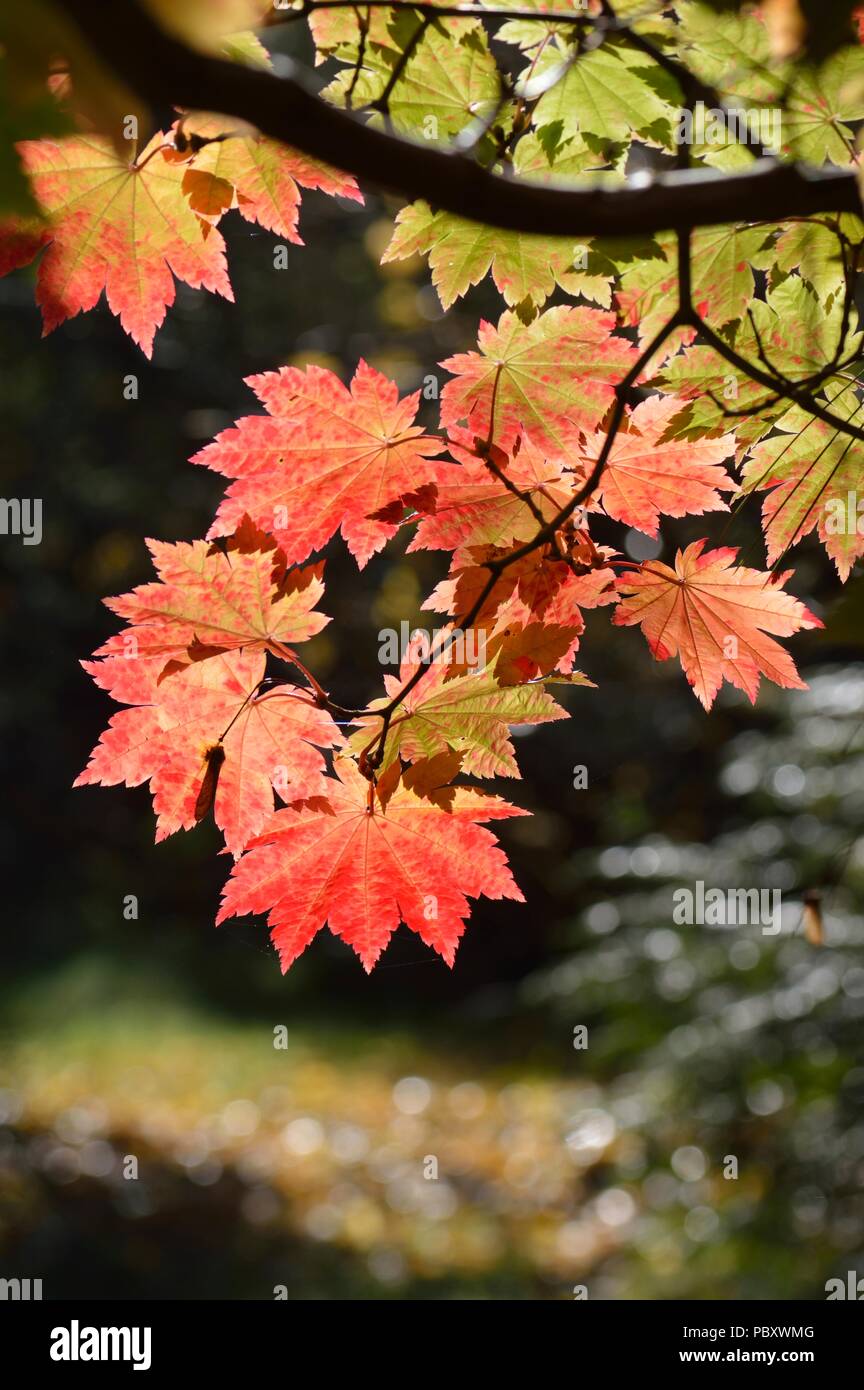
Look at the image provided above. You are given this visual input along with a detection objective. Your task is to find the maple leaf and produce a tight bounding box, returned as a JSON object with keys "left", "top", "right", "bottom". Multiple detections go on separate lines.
{"left": 308, "top": 3, "right": 402, "bottom": 59}
{"left": 3, "top": 133, "right": 232, "bottom": 355}
{"left": 577, "top": 395, "right": 737, "bottom": 536}
{"left": 424, "top": 543, "right": 617, "bottom": 676}
{"left": 487, "top": 566, "right": 616, "bottom": 675}
{"left": 617, "top": 227, "right": 774, "bottom": 346}
{"left": 97, "top": 527, "right": 329, "bottom": 670}
{"left": 382, "top": 199, "right": 587, "bottom": 313}
{"left": 409, "top": 427, "right": 573, "bottom": 557}
{"left": 651, "top": 277, "right": 860, "bottom": 452}
{"left": 650, "top": 339, "right": 782, "bottom": 453}
{"left": 780, "top": 46, "right": 864, "bottom": 164}
{"left": 322, "top": 20, "right": 500, "bottom": 141}
{"left": 427, "top": 541, "right": 616, "bottom": 628}
{"left": 75, "top": 649, "right": 343, "bottom": 854}
{"left": 531, "top": 36, "right": 679, "bottom": 152}
{"left": 367, "top": 482, "right": 439, "bottom": 526}
{"left": 743, "top": 392, "right": 864, "bottom": 580}
{"left": 440, "top": 306, "right": 637, "bottom": 458}
{"left": 485, "top": 622, "right": 594, "bottom": 685}
{"left": 216, "top": 756, "right": 527, "bottom": 972}
{"left": 179, "top": 114, "right": 362, "bottom": 242}
{"left": 353, "top": 632, "right": 568, "bottom": 778}
{"left": 674, "top": 2, "right": 779, "bottom": 105}
{"left": 613, "top": 539, "right": 823, "bottom": 710}
{"left": 193, "top": 360, "right": 448, "bottom": 567}
{"left": 770, "top": 217, "right": 853, "bottom": 308}
{"left": 398, "top": 748, "right": 464, "bottom": 808}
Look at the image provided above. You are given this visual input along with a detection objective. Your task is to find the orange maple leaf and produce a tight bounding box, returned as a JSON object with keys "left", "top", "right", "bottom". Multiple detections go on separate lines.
{"left": 5, "top": 133, "right": 233, "bottom": 355}
{"left": 2, "top": 122, "right": 360, "bottom": 353}
{"left": 96, "top": 529, "right": 329, "bottom": 672}
{"left": 613, "top": 539, "right": 823, "bottom": 709}
{"left": 577, "top": 395, "right": 737, "bottom": 537}
{"left": 410, "top": 427, "right": 573, "bottom": 557}
{"left": 179, "top": 116, "right": 362, "bottom": 241}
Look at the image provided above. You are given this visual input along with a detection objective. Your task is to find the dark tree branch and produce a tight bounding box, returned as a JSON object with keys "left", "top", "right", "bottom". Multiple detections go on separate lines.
{"left": 370, "top": 12, "right": 432, "bottom": 118}
{"left": 58, "top": 0, "right": 861, "bottom": 237}
{"left": 686, "top": 312, "right": 864, "bottom": 443}
{"left": 344, "top": 6, "right": 370, "bottom": 111}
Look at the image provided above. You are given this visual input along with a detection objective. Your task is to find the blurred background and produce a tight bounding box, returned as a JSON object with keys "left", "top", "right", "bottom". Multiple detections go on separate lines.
{"left": 2, "top": 75, "right": 864, "bottom": 1297}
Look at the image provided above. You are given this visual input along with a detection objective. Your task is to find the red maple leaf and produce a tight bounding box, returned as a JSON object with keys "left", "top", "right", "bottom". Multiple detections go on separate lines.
{"left": 217, "top": 757, "right": 527, "bottom": 971}
{"left": 440, "top": 306, "right": 637, "bottom": 458}
{"left": 75, "top": 649, "right": 343, "bottom": 854}
{"left": 410, "top": 427, "right": 574, "bottom": 557}
{"left": 577, "top": 395, "right": 737, "bottom": 536}
{"left": 426, "top": 542, "right": 617, "bottom": 628}
{"left": 192, "top": 361, "right": 448, "bottom": 567}
{"left": 96, "top": 528, "right": 329, "bottom": 673}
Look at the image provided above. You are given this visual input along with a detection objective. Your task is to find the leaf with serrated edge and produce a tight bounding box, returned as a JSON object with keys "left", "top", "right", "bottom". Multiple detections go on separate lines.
{"left": 193, "top": 361, "right": 449, "bottom": 567}
{"left": 613, "top": 539, "right": 823, "bottom": 709}
{"left": 75, "top": 649, "right": 343, "bottom": 854}
{"left": 217, "top": 757, "right": 527, "bottom": 972}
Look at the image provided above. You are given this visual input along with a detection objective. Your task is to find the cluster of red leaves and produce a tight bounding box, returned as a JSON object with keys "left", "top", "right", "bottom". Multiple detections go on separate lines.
{"left": 0, "top": 97, "right": 828, "bottom": 974}
{"left": 72, "top": 328, "right": 821, "bottom": 971}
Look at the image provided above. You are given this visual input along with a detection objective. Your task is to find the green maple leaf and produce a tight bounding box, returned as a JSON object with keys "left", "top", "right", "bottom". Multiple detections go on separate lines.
{"left": 743, "top": 384, "right": 864, "bottom": 580}
{"left": 618, "top": 226, "right": 775, "bottom": 345}
{"left": 531, "top": 37, "right": 679, "bottom": 152}
{"left": 673, "top": 2, "right": 780, "bottom": 105}
{"left": 320, "top": 19, "right": 500, "bottom": 141}
{"left": 655, "top": 276, "right": 861, "bottom": 449}
{"left": 354, "top": 648, "right": 567, "bottom": 779}
{"left": 382, "top": 200, "right": 586, "bottom": 312}
{"left": 746, "top": 276, "right": 862, "bottom": 380}
{"left": 388, "top": 23, "right": 502, "bottom": 141}
{"left": 513, "top": 128, "right": 627, "bottom": 179}
{"left": 780, "top": 47, "right": 864, "bottom": 164}
{"left": 769, "top": 217, "right": 862, "bottom": 308}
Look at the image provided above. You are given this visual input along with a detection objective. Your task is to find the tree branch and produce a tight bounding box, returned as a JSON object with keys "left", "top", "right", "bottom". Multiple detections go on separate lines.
{"left": 687, "top": 312, "right": 864, "bottom": 443}
{"left": 58, "top": 0, "right": 861, "bottom": 237}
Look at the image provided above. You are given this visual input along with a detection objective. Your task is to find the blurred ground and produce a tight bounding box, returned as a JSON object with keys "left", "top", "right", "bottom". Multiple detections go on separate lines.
{"left": 3, "top": 663, "right": 863, "bottom": 1299}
